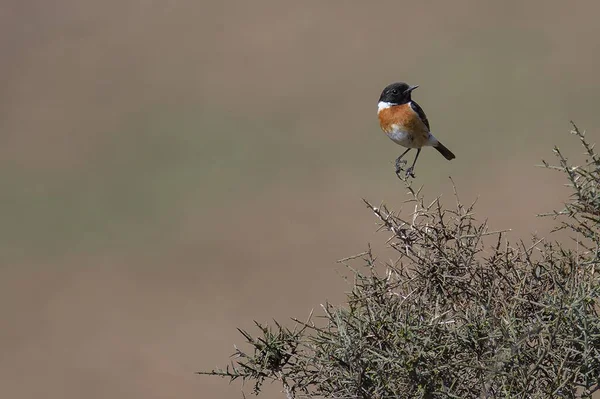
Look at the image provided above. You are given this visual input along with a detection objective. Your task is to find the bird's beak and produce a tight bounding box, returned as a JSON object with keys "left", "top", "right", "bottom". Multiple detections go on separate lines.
{"left": 404, "top": 85, "right": 419, "bottom": 94}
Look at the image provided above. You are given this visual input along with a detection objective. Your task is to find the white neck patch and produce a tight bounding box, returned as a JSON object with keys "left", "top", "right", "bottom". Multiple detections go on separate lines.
{"left": 377, "top": 101, "right": 394, "bottom": 112}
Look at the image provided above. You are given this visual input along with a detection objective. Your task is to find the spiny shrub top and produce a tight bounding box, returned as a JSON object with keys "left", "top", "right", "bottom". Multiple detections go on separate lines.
{"left": 200, "top": 124, "right": 600, "bottom": 399}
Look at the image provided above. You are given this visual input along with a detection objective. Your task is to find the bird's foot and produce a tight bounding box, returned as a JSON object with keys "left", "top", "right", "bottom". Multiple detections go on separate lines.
{"left": 394, "top": 158, "right": 407, "bottom": 174}
{"left": 405, "top": 167, "right": 416, "bottom": 178}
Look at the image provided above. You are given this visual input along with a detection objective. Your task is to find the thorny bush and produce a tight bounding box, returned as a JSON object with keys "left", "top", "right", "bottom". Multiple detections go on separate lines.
{"left": 200, "top": 124, "right": 600, "bottom": 398}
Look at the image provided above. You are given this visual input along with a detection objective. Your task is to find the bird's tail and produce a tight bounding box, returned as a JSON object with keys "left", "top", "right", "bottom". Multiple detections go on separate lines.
{"left": 434, "top": 142, "right": 456, "bottom": 160}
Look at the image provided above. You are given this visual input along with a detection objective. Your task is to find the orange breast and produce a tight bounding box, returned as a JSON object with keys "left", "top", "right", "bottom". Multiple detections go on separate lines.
{"left": 378, "top": 103, "right": 428, "bottom": 134}
{"left": 378, "top": 103, "right": 430, "bottom": 147}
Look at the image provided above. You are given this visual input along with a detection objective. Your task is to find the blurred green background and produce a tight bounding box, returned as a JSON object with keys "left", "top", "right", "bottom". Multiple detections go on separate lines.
{"left": 2, "top": 1, "right": 599, "bottom": 398}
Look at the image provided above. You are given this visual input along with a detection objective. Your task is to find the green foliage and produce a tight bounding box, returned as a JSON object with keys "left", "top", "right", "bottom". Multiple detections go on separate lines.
{"left": 199, "top": 123, "right": 600, "bottom": 398}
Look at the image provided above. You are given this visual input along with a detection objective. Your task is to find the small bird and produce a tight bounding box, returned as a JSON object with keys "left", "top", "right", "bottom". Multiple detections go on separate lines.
{"left": 377, "top": 82, "right": 455, "bottom": 177}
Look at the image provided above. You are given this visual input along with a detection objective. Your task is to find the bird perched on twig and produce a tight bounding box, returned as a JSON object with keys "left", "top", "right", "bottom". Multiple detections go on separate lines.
{"left": 377, "top": 82, "right": 455, "bottom": 178}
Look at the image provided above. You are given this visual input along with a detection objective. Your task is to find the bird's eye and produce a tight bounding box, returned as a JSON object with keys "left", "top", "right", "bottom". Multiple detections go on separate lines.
{"left": 391, "top": 89, "right": 398, "bottom": 95}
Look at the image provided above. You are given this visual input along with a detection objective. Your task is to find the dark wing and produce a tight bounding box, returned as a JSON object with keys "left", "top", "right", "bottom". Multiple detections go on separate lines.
{"left": 410, "top": 101, "right": 430, "bottom": 131}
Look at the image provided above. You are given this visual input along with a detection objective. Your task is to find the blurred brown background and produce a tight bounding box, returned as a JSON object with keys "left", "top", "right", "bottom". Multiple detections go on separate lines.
{"left": 1, "top": 1, "right": 599, "bottom": 398}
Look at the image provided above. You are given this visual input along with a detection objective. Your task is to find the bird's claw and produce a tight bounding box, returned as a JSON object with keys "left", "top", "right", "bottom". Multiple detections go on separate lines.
{"left": 394, "top": 158, "right": 407, "bottom": 174}
{"left": 405, "top": 167, "right": 416, "bottom": 178}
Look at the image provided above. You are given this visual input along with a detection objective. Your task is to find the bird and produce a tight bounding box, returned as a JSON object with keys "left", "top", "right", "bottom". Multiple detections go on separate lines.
{"left": 377, "top": 82, "right": 455, "bottom": 178}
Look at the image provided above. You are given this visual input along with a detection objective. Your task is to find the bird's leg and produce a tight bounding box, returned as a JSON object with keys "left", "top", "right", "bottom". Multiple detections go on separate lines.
{"left": 405, "top": 148, "right": 421, "bottom": 178}
{"left": 395, "top": 148, "right": 412, "bottom": 175}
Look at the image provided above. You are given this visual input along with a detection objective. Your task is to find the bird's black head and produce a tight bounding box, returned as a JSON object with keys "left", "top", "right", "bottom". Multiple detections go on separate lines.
{"left": 378, "top": 82, "right": 419, "bottom": 105}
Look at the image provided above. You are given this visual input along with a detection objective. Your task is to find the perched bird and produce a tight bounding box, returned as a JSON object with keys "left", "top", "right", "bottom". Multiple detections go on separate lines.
{"left": 377, "top": 82, "right": 455, "bottom": 177}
